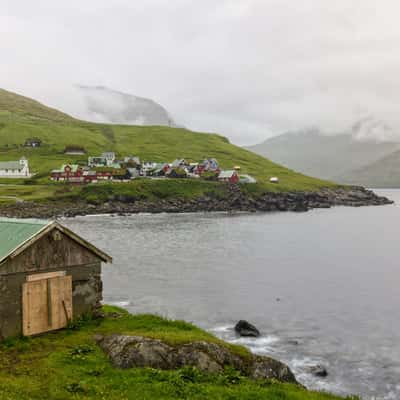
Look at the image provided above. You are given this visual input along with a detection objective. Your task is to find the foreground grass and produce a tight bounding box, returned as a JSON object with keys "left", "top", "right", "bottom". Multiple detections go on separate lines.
{"left": 0, "top": 306, "right": 355, "bottom": 400}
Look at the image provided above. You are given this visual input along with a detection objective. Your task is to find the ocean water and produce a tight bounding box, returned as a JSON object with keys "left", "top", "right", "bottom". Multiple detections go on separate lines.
{"left": 63, "top": 189, "right": 400, "bottom": 399}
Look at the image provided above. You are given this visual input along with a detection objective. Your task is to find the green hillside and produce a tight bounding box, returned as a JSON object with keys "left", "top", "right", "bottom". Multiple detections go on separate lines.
{"left": 0, "top": 89, "right": 336, "bottom": 202}
{"left": 0, "top": 306, "right": 352, "bottom": 400}
{"left": 0, "top": 88, "right": 74, "bottom": 122}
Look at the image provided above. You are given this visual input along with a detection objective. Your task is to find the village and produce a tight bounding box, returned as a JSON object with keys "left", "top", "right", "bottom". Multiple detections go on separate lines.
{"left": 0, "top": 141, "right": 261, "bottom": 184}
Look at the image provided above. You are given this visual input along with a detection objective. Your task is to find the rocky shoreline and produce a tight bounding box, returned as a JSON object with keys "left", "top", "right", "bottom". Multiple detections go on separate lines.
{"left": 0, "top": 185, "right": 393, "bottom": 219}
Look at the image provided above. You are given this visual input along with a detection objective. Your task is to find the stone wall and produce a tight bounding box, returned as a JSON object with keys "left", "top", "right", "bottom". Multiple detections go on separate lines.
{"left": 0, "top": 262, "right": 102, "bottom": 340}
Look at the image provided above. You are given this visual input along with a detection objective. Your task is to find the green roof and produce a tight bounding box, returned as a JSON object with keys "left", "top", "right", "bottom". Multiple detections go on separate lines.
{"left": 0, "top": 218, "right": 50, "bottom": 263}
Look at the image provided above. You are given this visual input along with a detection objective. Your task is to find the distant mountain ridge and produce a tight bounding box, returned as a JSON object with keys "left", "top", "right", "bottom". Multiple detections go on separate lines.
{"left": 246, "top": 127, "right": 400, "bottom": 187}
{"left": 338, "top": 150, "right": 400, "bottom": 187}
{"left": 76, "top": 85, "right": 177, "bottom": 127}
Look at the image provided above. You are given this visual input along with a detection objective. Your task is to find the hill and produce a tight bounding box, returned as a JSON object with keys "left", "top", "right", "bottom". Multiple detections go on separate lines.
{"left": 0, "top": 88, "right": 74, "bottom": 122}
{"left": 76, "top": 85, "right": 178, "bottom": 126}
{"left": 246, "top": 129, "right": 400, "bottom": 182}
{"left": 338, "top": 149, "right": 400, "bottom": 187}
{"left": 0, "top": 305, "right": 352, "bottom": 400}
{"left": 0, "top": 88, "right": 335, "bottom": 199}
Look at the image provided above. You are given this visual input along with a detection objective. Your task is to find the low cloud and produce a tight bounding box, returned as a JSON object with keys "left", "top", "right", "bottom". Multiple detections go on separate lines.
{"left": 2, "top": 0, "right": 400, "bottom": 144}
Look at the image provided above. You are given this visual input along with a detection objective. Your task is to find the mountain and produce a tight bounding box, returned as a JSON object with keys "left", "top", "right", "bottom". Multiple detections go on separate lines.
{"left": 246, "top": 128, "right": 400, "bottom": 183}
{"left": 76, "top": 85, "right": 177, "bottom": 127}
{"left": 339, "top": 150, "right": 400, "bottom": 187}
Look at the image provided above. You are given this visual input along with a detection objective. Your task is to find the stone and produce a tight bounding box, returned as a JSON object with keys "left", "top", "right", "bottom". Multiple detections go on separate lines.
{"left": 307, "top": 365, "right": 328, "bottom": 377}
{"left": 95, "top": 334, "right": 298, "bottom": 385}
{"left": 234, "top": 320, "right": 261, "bottom": 337}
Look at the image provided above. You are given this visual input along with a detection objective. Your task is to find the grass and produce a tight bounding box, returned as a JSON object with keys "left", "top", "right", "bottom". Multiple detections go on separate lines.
{"left": 0, "top": 88, "right": 339, "bottom": 205}
{"left": 0, "top": 306, "right": 357, "bottom": 400}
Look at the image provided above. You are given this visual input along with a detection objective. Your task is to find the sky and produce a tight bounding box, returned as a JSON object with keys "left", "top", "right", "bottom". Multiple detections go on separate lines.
{"left": 2, "top": 0, "right": 400, "bottom": 145}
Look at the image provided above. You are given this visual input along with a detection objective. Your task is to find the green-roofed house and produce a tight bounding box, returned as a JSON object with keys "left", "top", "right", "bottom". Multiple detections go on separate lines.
{"left": 0, "top": 218, "right": 112, "bottom": 340}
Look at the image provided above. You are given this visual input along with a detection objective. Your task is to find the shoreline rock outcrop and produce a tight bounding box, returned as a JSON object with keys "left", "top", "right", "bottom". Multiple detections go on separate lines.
{"left": 94, "top": 334, "right": 297, "bottom": 384}
{"left": 234, "top": 320, "right": 261, "bottom": 337}
{"left": 0, "top": 186, "right": 393, "bottom": 219}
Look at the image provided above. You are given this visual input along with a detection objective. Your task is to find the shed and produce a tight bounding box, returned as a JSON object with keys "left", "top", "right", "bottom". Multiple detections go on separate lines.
{"left": 218, "top": 170, "right": 239, "bottom": 184}
{"left": 0, "top": 218, "right": 112, "bottom": 340}
{"left": 24, "top": 138, "right": 42, "bottom": 148}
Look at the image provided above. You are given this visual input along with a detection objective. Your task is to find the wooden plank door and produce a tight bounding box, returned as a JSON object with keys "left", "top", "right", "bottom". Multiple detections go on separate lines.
{"left": 48, "top": 276, "right": 73, "bottom": 330}
{"left": 22, "top": 275, "right": 73, "bottom": 336}
{"left": 22, "top": 279, "right": 49, "bottom": 336}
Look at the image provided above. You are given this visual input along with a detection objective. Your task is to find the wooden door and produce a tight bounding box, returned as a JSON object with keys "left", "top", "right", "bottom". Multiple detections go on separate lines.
{"left": 22, "top": 275, "right": 73, "bottom": 336}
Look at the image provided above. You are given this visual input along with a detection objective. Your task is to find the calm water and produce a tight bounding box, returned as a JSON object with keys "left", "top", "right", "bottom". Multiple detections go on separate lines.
{"left": 64, "top": 189, "right": 400, "bottom": 399}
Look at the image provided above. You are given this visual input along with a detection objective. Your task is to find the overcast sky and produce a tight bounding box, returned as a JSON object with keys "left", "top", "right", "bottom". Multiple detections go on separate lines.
{"left": 2, "top": 0, "right": 400, "bottom": 145}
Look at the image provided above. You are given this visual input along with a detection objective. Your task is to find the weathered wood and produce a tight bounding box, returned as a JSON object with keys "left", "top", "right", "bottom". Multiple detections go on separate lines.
{"left": 22, "top": 275, "right": 73, "bottom": 336}
{"left": 27, "top": 271, "right": 66, "bottom": 282}
{"left": 48, "top": 275, "right": 73, "bottom": 331}
{"left": 22, "top": 280, "right": 49, "bottom": 336}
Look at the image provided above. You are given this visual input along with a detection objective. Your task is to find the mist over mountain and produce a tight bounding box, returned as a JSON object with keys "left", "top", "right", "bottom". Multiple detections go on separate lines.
{"left": 246, "top": 121, "right": 400, "bottom": 186}
{"left": 75, "top": 85, "right": 178, "bottom": 127}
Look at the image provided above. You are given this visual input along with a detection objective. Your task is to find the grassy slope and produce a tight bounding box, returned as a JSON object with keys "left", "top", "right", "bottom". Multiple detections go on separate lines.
{"left": 0, "top": 89, "right": 337, "bottom": 203}
{"left": 0, "top": 306, "right": 354, "bottom": 400}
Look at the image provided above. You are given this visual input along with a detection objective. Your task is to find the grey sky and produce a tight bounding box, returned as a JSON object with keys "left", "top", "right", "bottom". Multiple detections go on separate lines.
{"left": 2, "top": 0, "right": 400, "bottom": 144}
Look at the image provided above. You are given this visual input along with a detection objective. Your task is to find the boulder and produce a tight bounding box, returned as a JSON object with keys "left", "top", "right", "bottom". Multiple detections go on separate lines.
{"left": 234, "top": 320, "right": 261, "bottom": 337}
{"left": 307, "top": 365, "right": 328, "bottom": 378}
{"left": 251, "top": 355, "right": 297, "bottom": 382}
{"left": 94, "top": 334, "right": 298, "bottom": 384}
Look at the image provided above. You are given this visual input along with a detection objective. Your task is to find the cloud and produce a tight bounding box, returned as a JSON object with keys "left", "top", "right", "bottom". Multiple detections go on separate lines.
{"left": 1, "top": 0, "right": 400, "bottom": 144}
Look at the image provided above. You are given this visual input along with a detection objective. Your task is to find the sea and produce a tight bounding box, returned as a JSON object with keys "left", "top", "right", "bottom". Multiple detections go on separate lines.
{"left": 63, "top": 189, "right": 400, "bottom": 400}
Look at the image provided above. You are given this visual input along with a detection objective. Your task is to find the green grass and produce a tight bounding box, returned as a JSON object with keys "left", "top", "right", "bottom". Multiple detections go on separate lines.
{"left": 0, "top": 88, "right": 339, "bottom": 204}
{"left": 0, "top": 306, "right": 356, "bottom": 400}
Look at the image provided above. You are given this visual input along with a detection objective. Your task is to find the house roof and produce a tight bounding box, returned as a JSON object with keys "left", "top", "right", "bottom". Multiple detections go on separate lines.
{"left": 61, "top": 164, "right": 80, "bottom": 172}
{"left": 0, "top": 161, "right": 22, "bottom": 170}
{"left": 0, "top": 218, "right": 112, "bottom": 265}
{"left": 219, "top": 170, "right": 237, "bottom": 178}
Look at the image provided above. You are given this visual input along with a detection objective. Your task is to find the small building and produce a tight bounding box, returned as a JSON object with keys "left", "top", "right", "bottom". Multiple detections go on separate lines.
{"left": 50, "top": 164, "right": 83, "bottom": 182}
{"left": 218, "top": 170, "right": 240, "bottom": 184}
{"left": 88, "top": 156, "right": 107, "bottom": 168}
{"left": 195, "top": 158, "right": 220, "bottom": 175}
{"left": 102, "top": 152, "right": 116, "bottom": 166}
{"left": 124, "top": 156, "right": 141, "bottom": 165}
{"left": 0, "top": 157, "right": 31, "bottom": 178}
{"left": 166, "top": 167, "right": 187, "bottom": 179}
{"left": 171, "top": 159, "right": 187, "bottom": 168}
{"left": 64, "top": 145, "right": 87, "bottom": 155}
{"left": 24, "top": 138, "right": 42, "bottom": 148}
{"left": 0, "top": 218, "right": 112, "bottom": 340}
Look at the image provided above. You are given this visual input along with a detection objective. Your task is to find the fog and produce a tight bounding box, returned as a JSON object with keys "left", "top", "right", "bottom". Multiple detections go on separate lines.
{"left": 2, "top": 0, "right": 400, "bottom": 144}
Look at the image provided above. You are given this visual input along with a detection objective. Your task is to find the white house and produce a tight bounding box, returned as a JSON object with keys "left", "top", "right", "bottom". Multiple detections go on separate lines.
{"left": 0, "top": 157, "right": 31, "bottom": 178}
{"left": 102, "top": 152, "right": 116, "bottom": 166}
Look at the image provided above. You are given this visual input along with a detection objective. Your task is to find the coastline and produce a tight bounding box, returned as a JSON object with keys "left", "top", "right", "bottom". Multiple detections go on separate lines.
{"left": 0, "top": 185, "right": 393, "bottom": 219}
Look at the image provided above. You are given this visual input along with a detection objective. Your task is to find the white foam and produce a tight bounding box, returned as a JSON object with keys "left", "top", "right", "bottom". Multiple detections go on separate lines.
{"left": 211, "top": 325, "right": 232, "bottom": 333}
{"left": 108, "top": 300, "right": 131, "bottom": 307}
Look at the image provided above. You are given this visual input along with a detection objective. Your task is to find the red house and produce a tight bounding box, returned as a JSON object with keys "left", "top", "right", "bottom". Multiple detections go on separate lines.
{"left": 218, "top": 170, "right": 239, "bottom": 184}
{"left": 50, "top": 164, "right": 84, "bottom": 182}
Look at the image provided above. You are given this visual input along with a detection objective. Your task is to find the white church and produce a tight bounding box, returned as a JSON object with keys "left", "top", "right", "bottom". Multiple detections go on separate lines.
{"left": 0, "top": 157, "right": 32, "bottom": 178}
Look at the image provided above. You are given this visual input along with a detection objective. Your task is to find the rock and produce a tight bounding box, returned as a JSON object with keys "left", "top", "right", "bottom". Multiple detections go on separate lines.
{"left": 307, "top": 365, "right": 328, "bottom": 377}
{"left": 251, "top": 355, "right": 297, "bottom": 382}
{"left": 94, "top": 334, "right": 298, "bottom": 384}
{"left": 0, "top": 186, "right": 393, "bottom": 219}
{"left": 95, "top": 335, "right": 176, "bottom": 369}
{"left": 234, "top": 320, "right": 261, "bottom": 337}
